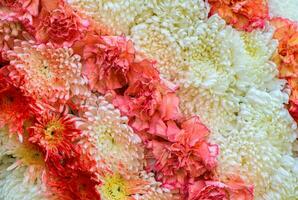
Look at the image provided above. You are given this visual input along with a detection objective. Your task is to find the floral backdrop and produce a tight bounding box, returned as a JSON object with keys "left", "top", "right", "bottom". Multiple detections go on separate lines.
{"left": 0, "top": 0, "right": 297, "bottom": 200}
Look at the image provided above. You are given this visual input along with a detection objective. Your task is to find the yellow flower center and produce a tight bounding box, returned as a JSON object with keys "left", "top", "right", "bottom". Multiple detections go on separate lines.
{"left": 241, "top": 34, "right": 259, "bottom": 57}
{"left": 44, "top": 119, "right": 64, "bottom": 144}
{"left": 28, "top": 52, "right": 53, "bottom": 80}
{"left": 101, "top": 174, "right": 129, "bottom": 200}
{"left": 95, "top": 125, "right": 116, "bottom": 149}
{"left": 15, "top": 144, "right": 44, "bottom": 166}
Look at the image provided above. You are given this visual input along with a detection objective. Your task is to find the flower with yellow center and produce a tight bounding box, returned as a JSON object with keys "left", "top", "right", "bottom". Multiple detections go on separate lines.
{"left": 28, "top": 108, "right": 82, "bottom": 170}
{"left": 99, "top": 172, "right": 147, "bottom": 200}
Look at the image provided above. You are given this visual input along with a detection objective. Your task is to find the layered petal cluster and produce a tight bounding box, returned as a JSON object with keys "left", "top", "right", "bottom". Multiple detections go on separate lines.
{"left": 208, "top": 0, "right": 269, "bottom": 31}
{"left": 97, "top": 1, "right": 298, "bottom": 199}
{"left": 6, "top": 40, "right": 89, "bottom": 106}
{"left": 151, "top": 117, "right": 218, "bottom": 191}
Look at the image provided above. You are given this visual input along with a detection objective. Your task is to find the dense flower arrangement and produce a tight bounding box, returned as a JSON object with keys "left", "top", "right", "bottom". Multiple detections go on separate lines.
{"left": 0, "top": 0, "right": 297, "bottom": 200}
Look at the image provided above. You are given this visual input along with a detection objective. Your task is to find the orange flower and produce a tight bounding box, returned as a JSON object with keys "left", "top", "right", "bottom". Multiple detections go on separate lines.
{"left": 28, "top": 108, "right": 82, "bottom": 172}
{"left": 271, "top": 17, "right": 298, "bottom": 121}
{"left": 208, "top": 0, "right": 269, "bottom": 31}
{"left": 271, "top": 17, "right": 298, "bottom": 78}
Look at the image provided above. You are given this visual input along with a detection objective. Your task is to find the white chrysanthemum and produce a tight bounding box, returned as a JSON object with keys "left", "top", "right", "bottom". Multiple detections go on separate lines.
{"left": 68, "top": 0, "right": 150, "bottom": 35}
{"left": 78, "top": 95, "right": 144, "bottom": 173}
{"left": 269, "top": 0, "right": 298, "bottom": 21}
{"left": 0, "top": 164, "right": 46, "bottom": 200}
{"left": 0, "top": 129, "right": 46, "bottom": 200}
{"left": 214, "top": 89, "right": 298, "bottom": 199}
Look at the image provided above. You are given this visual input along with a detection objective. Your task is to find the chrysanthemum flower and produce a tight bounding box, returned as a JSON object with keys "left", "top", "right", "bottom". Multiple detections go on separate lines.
{"left": 34, "top": 3, "right": 87, "bottom": 47}
{"left": 269, "top": 0, "right": 298, "bottom": 22}
{"left": 99, "top": 172, "right": 147, "bottom": 200}
{"left": 208, "top": 0, "right": 269, "bottom": 31}
{"left": 0, "top": 74, "right": 35, "bottom": 137}
{"left": 7, "top": 40, "right": 89, "bottom": 106}
{"left": 28, "top": 108, "right": 82, "bottom": 170}
{"left": 151, "top": 117, "right": 218, "bottom": 191}
{"left": 0, "top": 20, "right": 24, "bottom": 61}
{"left": 78, "top": 95, "right": 144, "bottom": 173}
{"left": 67, "top": 0, "right": 151, "bottom": 35}
{"left": 82, "top": 35, "right": 135, "bottom": 93}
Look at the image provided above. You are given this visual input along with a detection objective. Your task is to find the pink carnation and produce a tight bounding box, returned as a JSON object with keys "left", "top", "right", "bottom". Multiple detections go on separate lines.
{"left": 83, "top": 35, "right": 135, "bottom": 93}
{"left": 188, "top": 177, "right": 254, "bottom": 200}
{"left": 113, "top": 60, "right": 180, "bottom": 138}
{"left": 34, "top": 4, "right": 86, "bottom": 47}
{"left": 0, "top": 0, "right": 39, "bottom": 16}
{"left": 151, "top": 117, "right": 218, "bottom": 190}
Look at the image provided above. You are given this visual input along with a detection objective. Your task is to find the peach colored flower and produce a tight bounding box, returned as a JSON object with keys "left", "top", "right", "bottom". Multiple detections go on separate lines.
{"left": 188, "top": 177, "right": 254, "bottom": 200}
{"left": 7, "top": 41, "right": 88, "bottom": 106}
{"left": 150, "top": 117, "right": 218, "bottom": 190}
{"left": 208, "top": 0, "right": 269, "bottom": 31}
{"left": 83, "top": 35, "right": 135, "bottom": 93}
{"left": 271, "top": 17, "right": 298, "bottom": 78}
{"left": 271, "top": 18, "right": 298, "bottom": 121}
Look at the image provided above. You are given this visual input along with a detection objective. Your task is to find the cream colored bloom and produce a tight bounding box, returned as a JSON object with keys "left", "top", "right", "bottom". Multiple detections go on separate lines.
{"left": 0, "top": 129, "right": 46, "bottom": 200}
{"left": 78, "top": 94, "right": 144, "bottom": 173}
{"left": 269, "top": 0, "right": 298, "bottom": 22}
